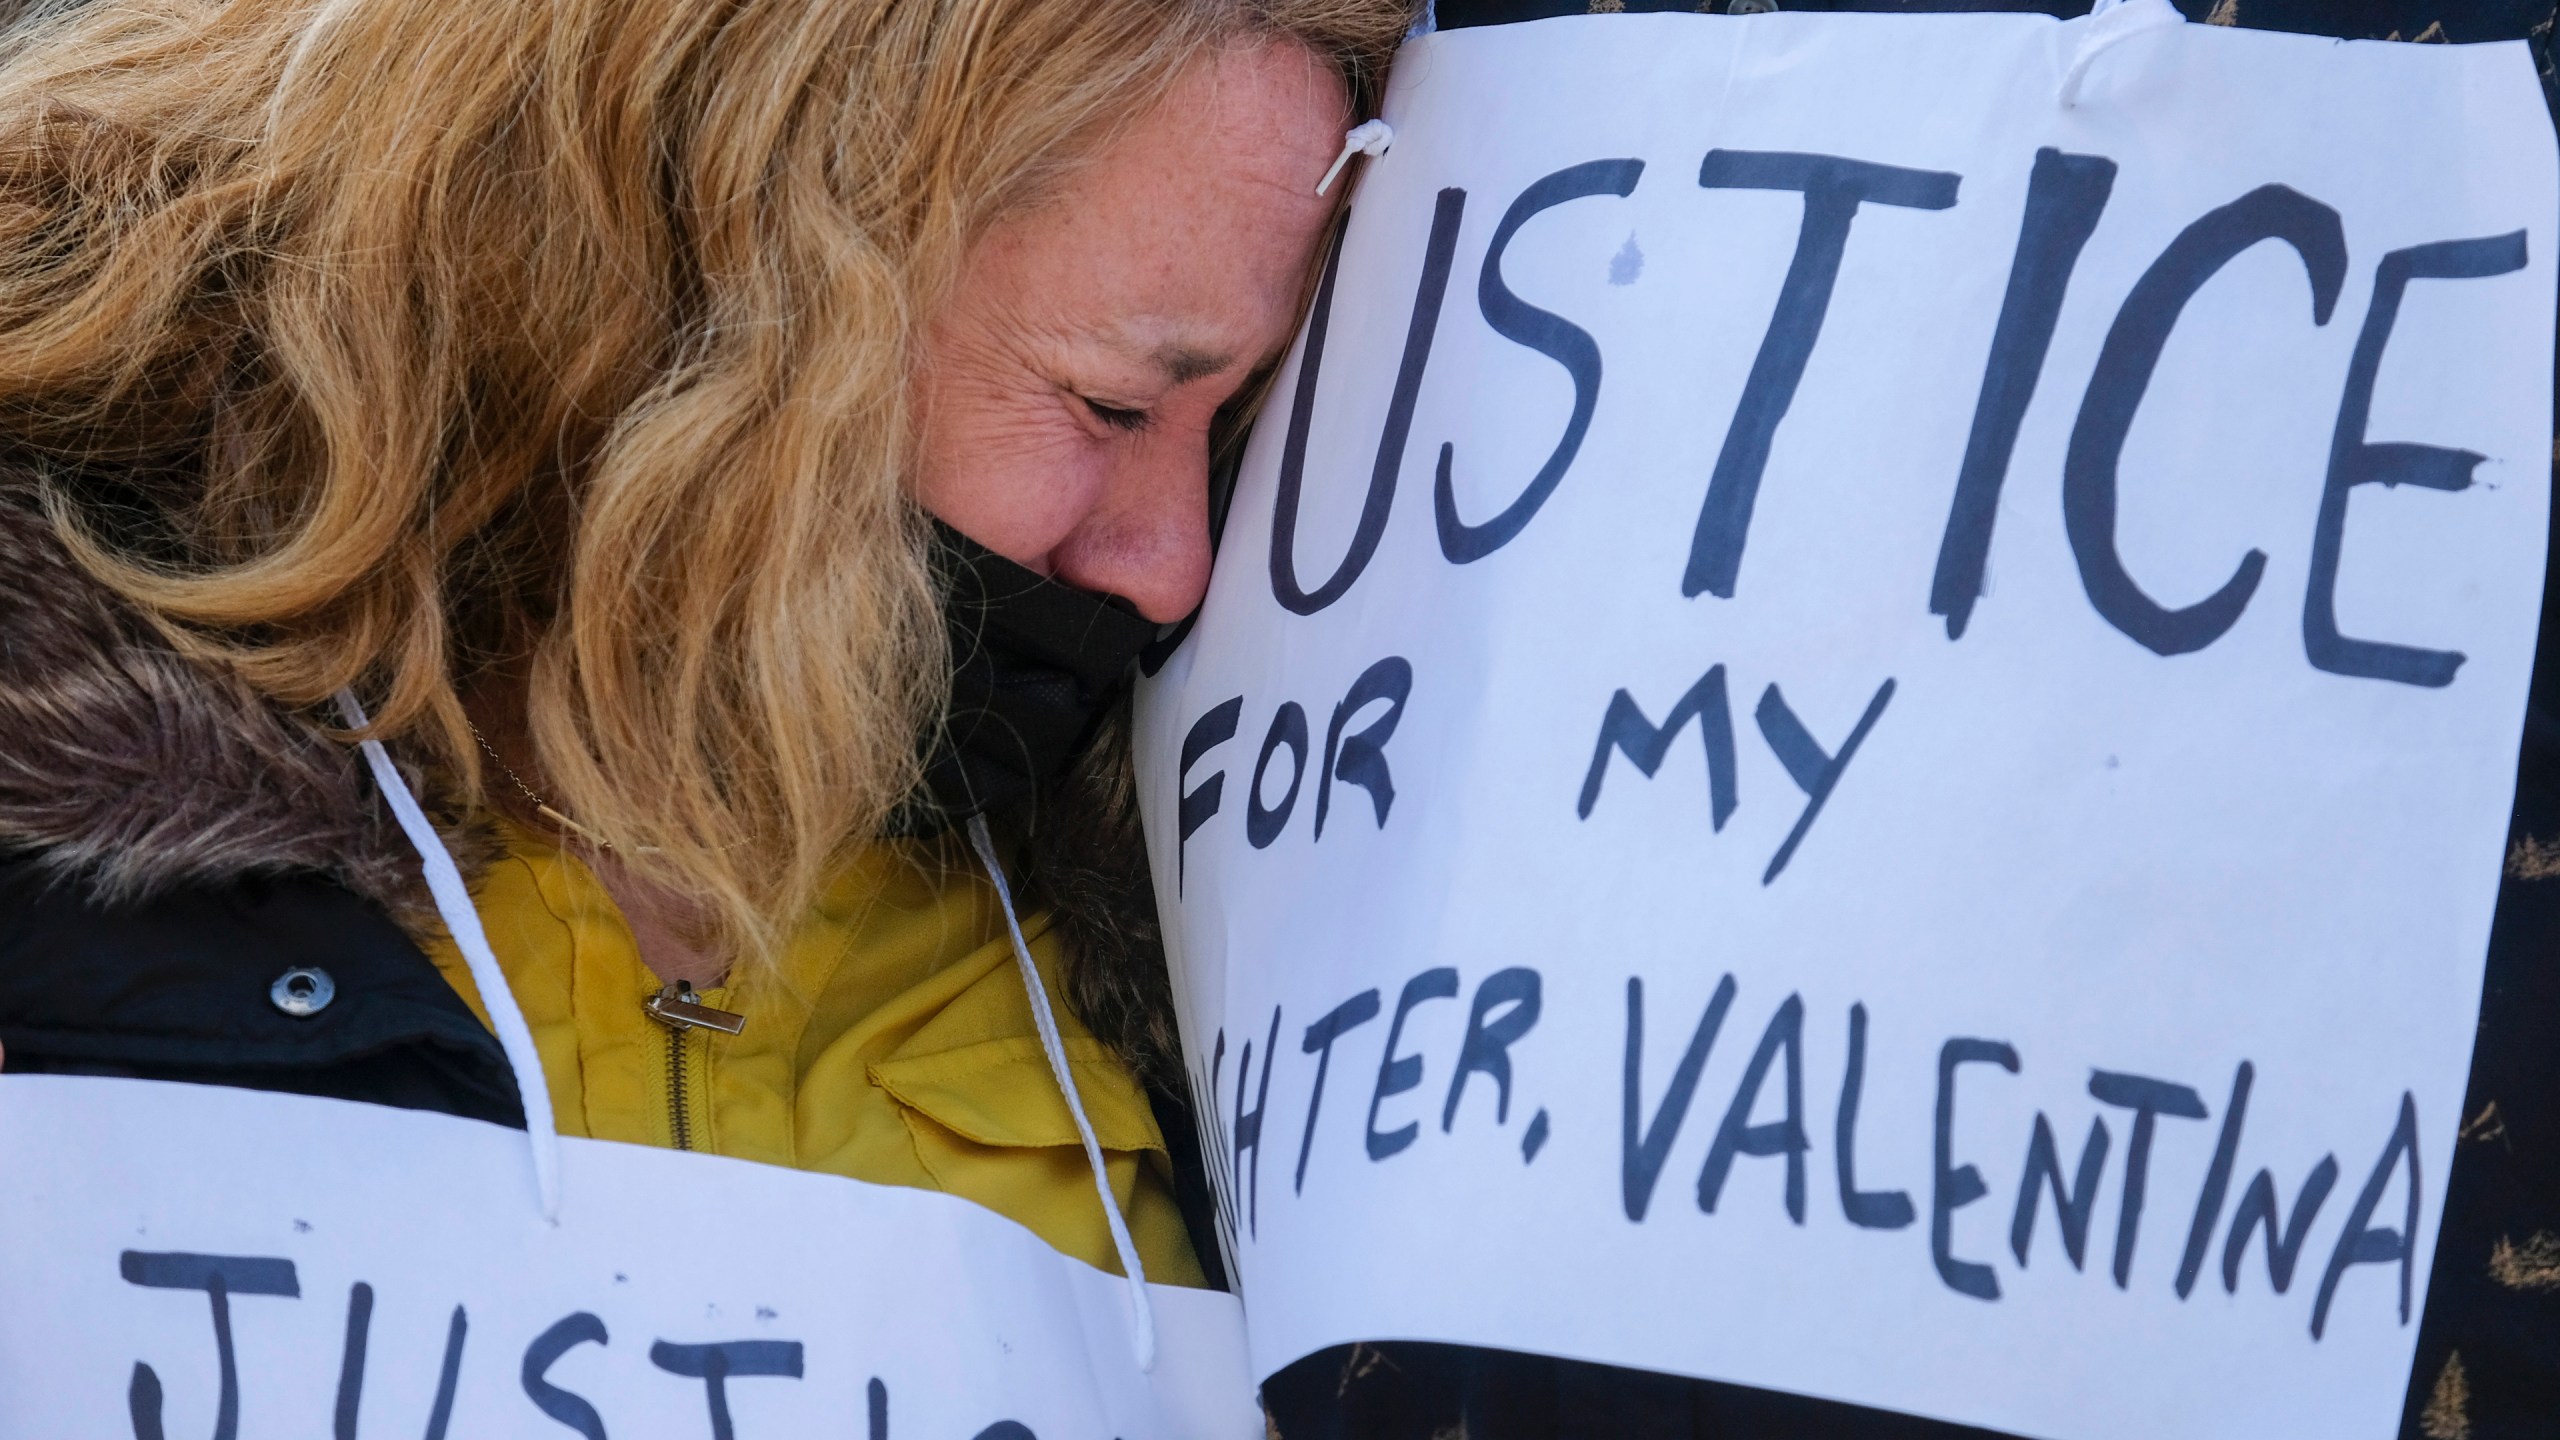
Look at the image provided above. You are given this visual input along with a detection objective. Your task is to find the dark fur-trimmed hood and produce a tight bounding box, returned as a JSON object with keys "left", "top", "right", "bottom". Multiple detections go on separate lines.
{"left": 0, "top": 478, "right": 465, "bottom": 923}
{"left": 0, "top": 474, "right": 1177, "bottom": 1080}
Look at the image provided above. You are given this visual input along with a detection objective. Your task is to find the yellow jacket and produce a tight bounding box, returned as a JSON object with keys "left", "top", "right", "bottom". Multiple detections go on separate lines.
{"left": 423, "top": 820, "right": 1204, "bottom": 1285}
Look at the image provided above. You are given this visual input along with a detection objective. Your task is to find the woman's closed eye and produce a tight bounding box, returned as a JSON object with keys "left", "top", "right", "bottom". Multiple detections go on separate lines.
{"left": 1081, "top": 396, "right": 1152, "bottom": 433}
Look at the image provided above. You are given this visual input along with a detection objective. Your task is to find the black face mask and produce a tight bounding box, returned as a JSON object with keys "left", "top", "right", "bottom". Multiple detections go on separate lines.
{"left": 893, "top": 522, "right": 1160, "bottom": 835}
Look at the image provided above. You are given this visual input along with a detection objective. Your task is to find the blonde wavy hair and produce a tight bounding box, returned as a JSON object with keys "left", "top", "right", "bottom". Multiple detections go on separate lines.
{"left": 0, "top": 0, "right": 1406, "bottom": 964}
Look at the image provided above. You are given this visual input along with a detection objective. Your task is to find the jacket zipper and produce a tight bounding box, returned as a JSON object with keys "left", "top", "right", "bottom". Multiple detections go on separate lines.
{"left": 643, "top": 981, "right": 746, "bottom": 1153}
{"left": 663, "top": 1022, "right": 694, "bottom": 1150}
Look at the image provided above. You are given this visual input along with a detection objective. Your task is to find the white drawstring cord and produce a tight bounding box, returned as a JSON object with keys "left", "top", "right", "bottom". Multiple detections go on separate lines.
{"left": 334, "top": 690, "right": 563, "bottom": 1223}
{"left": 965, "top": 814, "right": 1158, "bottom": 1372}
{"left": 2058, "top": 0, "right": 2185, "bottom": 108}
{"left": 1316, "top": 119, "right": 1395, "bottom": 197}
{"left": 330, "top": 691, "right": 1146, "bottom": 1335}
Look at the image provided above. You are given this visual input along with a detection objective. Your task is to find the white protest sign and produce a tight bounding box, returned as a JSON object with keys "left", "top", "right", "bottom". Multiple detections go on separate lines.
{"left": 1135, "top": 8, "right": 2558, "bottom": 1438}
{"left": 0, "top": 1076, "right": 1259, "bottom": 1440}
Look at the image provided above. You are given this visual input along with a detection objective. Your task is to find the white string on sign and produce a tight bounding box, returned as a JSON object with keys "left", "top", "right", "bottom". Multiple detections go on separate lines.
{"left": 2059, "top": 0, "right": 2187, "bottom": 108}
{"left": 334, "top": 689, "right": 564, "bottom": 1222}
{"left": 965, "top": 813, "right": 1159, "bottom": 1372}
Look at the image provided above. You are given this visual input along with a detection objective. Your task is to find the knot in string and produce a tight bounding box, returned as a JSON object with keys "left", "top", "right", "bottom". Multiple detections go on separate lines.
{"left": 1317, "top": 119, "right": 1396, "bottom": 197}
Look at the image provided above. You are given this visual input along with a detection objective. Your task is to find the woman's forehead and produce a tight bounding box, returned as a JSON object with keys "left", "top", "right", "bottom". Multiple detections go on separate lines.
{"left": 959, "top": 46, "right": 1349, "bottom": 365}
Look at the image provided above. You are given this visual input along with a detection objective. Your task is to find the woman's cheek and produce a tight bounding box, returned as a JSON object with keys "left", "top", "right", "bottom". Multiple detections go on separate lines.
{"left": 921, "top": 411, "right": 1115, "bottom": 565}
{"left": 1010, "top": 443, "right": 1113, "bottom": 555}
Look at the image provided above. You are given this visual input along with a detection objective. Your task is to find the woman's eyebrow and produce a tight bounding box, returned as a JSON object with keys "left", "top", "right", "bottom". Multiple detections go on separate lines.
{"left": 1089, "top": 324, "right": 1237, "bottom": 386}
{"left": 1149, "top": 343, "right": 1234, "bottom": 385}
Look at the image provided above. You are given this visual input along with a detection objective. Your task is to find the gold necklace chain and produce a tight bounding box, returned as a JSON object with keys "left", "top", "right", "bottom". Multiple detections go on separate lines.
{"left": 466, "top": 721, "right": 626, "bottom": 852}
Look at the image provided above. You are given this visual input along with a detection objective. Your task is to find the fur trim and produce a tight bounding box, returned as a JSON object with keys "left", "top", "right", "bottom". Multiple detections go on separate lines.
{"left": 0, "top": 476, "right": 483, "bottom": 925}
{"left": 1027, "top": 699, "right": 1180, "bottom": 1090}
{"left": 0, "top": 469, "right": 1172, "bottom": 1072}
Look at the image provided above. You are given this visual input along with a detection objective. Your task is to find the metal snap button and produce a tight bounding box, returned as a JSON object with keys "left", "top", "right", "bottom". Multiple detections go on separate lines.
{"left": 1728, "top": 0, "right": 1780, "bottom": 12}
{"left": 269, "top": 966, "right": 336, "bottom": 1018}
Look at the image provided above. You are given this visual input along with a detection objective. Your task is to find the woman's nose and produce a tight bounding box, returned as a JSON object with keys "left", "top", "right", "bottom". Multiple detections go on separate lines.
{"left": 1047, "top": 435, "right": 1214, "bottom": 624}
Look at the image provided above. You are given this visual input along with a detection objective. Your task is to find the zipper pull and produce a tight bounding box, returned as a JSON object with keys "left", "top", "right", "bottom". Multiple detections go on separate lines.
{"left": 643, "top": 980, "right": 746, "bottom": 1036}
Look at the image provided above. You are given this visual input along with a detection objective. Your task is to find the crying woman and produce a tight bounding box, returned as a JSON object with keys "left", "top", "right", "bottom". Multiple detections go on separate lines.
{"left": 0, "top": 0, "right": 1410, "bottom": 1288}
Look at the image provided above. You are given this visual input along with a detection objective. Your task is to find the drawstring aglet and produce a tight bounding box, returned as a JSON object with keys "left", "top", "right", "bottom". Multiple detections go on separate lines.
{"left": 1316, "top": 119, "right": 1395, "bottom": 197}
